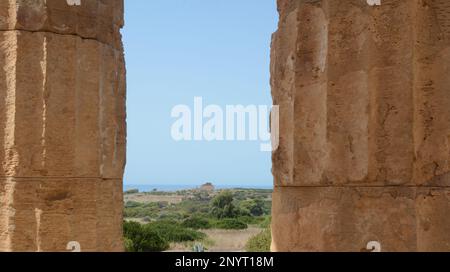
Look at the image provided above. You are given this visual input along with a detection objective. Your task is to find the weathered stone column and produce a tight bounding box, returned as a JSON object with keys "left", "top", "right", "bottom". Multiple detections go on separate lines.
{"left": 271, "top": 0, "right": 450, "bottom": 251}
{"left": 0, "top": 0, "right": 125, "bottom": 251}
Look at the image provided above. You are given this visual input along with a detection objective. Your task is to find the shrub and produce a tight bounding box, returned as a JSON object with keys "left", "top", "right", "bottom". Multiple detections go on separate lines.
{"left": 124, "top": 189, "right": 139, "bottom": 195}
{"left": 245, "top": 228, "right": 271, "bottom": 252}
{"left": 146, "top": 220, "right": 206, "bottom": 242}
{"left": 123, "top": 221, "right": 141, "bottom": 238}
{"left": 124, "top": 206, "right": 157, "bottom": 218}
{"left": 237, "top": 216, "right": 265, "bottom": 225}
{"left": 259, "top": 216, "right": 271, "bottom": 228}
{"left": 157, "top": 211, "right": 184, "bottom": 221}
{"left": 157, "top": 201, "right": 168, "bottom": 209}
{"left": 124, "top": 201, "right": 142, "bottom": 208}
{"left": 124, "top": 202, "right": 160, "bottom": 218}
{"left": 213, "top": 218, "right": 247, "bottom": 230}
{"left": 182, "top": 216, "right": 211, "bottom": 230}
{"left": 135, "top": 231, "right": 169, "bottom": 252}
{"left": 124, "top": 237, "right": 134, "bottom": 252}
{"left": 177, "top": 199, "right": 210, "bottom": 215}
{"left": 123, "top": 221, "right": 169, "bottom": 252}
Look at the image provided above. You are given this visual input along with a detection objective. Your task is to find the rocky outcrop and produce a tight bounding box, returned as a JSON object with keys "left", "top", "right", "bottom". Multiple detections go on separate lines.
{"left": 0, "top": 0, "right": 125, "bottom": 251}
{"left": 271, "top": 0, "right": 450, "bottom": 251}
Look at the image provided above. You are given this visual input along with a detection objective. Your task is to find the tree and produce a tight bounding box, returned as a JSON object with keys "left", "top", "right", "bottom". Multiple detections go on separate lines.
{"left": 210, "top": 191, "right": 237, "bottom": 218}
{"left": 239, "top": 199, "right": 265, "bottom": 216}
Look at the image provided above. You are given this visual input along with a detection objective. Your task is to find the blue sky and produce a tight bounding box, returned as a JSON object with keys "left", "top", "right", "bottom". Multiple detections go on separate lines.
{"left": 123, "top": 1, "right": 278, "bottom": 187}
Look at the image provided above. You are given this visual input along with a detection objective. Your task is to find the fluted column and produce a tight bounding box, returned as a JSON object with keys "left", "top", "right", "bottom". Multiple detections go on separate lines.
{"left": 0, "top": 0, "right": 125, "bottom": 251}
{"left": 271, "top": 0, "right": 450, "bottom": 252}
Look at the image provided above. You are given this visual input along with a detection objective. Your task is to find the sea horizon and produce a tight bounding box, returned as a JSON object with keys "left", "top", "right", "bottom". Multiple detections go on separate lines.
{"left": 123, "top": 183, "right": 273, "bottom": 192}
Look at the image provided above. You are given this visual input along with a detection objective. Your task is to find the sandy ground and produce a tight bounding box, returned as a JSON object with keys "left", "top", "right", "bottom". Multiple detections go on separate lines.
{"left": 124, "top": 193, "right": 184, "bottom": 204}
{"left": 168, "top": 226, "right": 263, "bottom": 252}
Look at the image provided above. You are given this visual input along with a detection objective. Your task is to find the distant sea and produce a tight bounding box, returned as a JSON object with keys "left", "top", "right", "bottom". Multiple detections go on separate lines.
{"left": 123, "top": 184, "right": 273, "bottom": 192}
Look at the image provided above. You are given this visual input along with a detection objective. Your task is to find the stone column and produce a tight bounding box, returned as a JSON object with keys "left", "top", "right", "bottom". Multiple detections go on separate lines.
{"left": 0, "top": 0, "right": 125, "bottom": 251}
{"left": 271, "top": 0, "right": 450, "bottom": 252}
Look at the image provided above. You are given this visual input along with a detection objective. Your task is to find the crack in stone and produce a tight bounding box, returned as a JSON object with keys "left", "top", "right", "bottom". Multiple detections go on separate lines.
{"left": 0, "top": 29, "right": 121, "bottom": 51}
{"left": 0, "top": 177, "right": 122, "bottom": 180}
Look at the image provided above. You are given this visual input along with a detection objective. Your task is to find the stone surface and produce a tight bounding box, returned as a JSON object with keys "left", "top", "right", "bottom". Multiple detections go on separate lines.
{"left": 0, "top": 0, "right": 124, "bottom": 49}
{"left": 0, "top": 178, "right": 123, "bottom": 252}
{"left": 271, "top": 187, "right": 417, "bottom": 252}
{"left": 416, "top": 188, "right": 450, "bottom": 251}
{"left": 0, "top": 1, "right": 125, "bottom": 252}
{"left": 271, "top": 0, "right": 450, "bottom": 251}
{"left": 272, "top": 187, "right": 450, "bottom": 252}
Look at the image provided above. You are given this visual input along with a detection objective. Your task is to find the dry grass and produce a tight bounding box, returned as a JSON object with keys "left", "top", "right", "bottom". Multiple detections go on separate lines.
{"left": 125, "top": 218, "right": 149, "bottom": 224}
{"left": 168, "top": 226, "right": 263, "bottom": 252}
{"left": 124, "top": 193, "right": 184, "bottom": 204}
{"left": 204, "top": 226, "right": 263, "bottom": 252}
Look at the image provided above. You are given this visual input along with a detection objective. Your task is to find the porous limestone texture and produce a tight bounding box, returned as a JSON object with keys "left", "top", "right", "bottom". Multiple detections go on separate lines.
{"left": 271, "top": 0, "right": 450, "bottom": 251}
{"left": 0, "top": 0, "right": 125, "bottom": 252}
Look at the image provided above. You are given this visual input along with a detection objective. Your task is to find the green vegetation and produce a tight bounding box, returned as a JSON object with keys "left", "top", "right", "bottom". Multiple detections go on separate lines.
{"left": 211, "top": 191, "right": 238, "bottom": 218}
{"left": 259, "top": 216, "right": 272, "bottom": 228}
{"left": 124, "top": 189, "right": 139, "bottom": 195}
{"left": 181, "top": 216, "right": 212, "bottom": 230}
{"left": 124, "top": 201, "right": 161, "bottom": 218}
{"left": 123, "top": 187, "right": 272, "bottom": 252}
{"left": 246, "top": 228, "right": 272, "bottom": 252}
{"left": 212, "top": 218, "right": 247, "bottom": 230}
{"left": 147, "top": 220, "right": 206, "bottom": 242}
{"left": 123, "top": 220, "right": 206, "bottom": 252}
{"left": 123, "top": 221, "right": 169, "bottom": 252}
